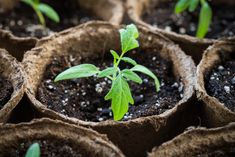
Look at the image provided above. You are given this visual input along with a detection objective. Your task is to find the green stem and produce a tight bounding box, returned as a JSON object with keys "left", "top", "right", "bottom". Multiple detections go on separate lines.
{"left": 113, "top": 52, "right": 125, "bottom": 79}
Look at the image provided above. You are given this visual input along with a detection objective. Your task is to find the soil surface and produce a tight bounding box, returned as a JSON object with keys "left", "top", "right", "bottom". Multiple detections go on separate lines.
{"left": 0, "top": 0, "right": 100, "bottom": 38}
{"left": 142, "top": 0, "right": 235, "bottom": 39}
{"left": 0, "top": 76, "right": 13, "bottom": 109}
{"left": 4, "top": 138, "right": 84, "bottom": 157}
{"left": 205, "top": 54, "right": 235, "bottom": 112}
{"left": 197, "top": 146, "right": 235, "bottom": 157}
{"left": 37, "top": 49, "right": 183, "bottom": 122}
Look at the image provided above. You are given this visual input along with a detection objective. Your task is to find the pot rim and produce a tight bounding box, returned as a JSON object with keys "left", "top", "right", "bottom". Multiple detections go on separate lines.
{"left": 23, "top": 21, "right": 195, "bottom": 127}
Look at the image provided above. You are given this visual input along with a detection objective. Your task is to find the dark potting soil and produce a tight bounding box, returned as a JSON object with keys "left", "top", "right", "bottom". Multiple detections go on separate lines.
{"left": 37, "top": 49, "right": 183, "bottom": 122}
{"left": 0, "top": 0, "right": 100, "bottom": 38}
{"left": 4, "top": 138, "right": 84, "bottom": 157}
{"left": 142, "top": 0, "right": 235, "bottom": 39}
{"left": 0, "top": 76, "right": 13, "bottom": 109}
{"left": 205, "top": 54, "right": 235, "bottom": 112}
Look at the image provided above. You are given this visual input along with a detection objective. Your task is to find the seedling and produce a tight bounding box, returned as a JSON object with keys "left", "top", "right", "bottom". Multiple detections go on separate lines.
{"left": 21, "top": 0, "right": 60, "bottom": 26}
{"left": 174, "top": 0, "right": 212, "bottom": 38}
{"left": 55, "top": 24, "right": 160, "bottom": 121}
{"left": 25, "top": 143, "right": 40, "bottom": 157}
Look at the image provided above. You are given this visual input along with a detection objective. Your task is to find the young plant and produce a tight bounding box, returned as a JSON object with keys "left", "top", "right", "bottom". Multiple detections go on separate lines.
{"left": 174, "top": 0, "right": 212, "bottom": 38}
{"left": 25, "top": 143, "right": 40, "bottom": 157}
{"left": 54, "top": 24, "right": 160, "bottom": 121}
{"left": 21, "top": 0, "right": 60, "bottom": 26}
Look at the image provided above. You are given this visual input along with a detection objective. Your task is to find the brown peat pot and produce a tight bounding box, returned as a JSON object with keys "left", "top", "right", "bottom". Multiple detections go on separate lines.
{"left": 126, "top": 0, "right": 235, "bottom": 64}
{"left": 0, "top": 49, "right": 25, "bottom": 123}
{"left": 197, "top": 39, "right": 235, "bottom": 127}
{"left": 0, "top": 118, "right": 124, "bottom": 157}
{"left": 0, "top": 30, "right": 37, "bottom": 61}
{"left": 148, "top": 122, "right": 235, "bottom": 157}
{"left": 23, "top": 22, "right": 195, "bottom": 157}
{"left": 0, "top": 0, "right": 124, "bottom": 38}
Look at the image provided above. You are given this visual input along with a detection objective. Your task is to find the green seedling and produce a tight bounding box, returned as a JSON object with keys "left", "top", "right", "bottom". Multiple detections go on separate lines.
{"left": 21, "top": 0, "right": 60, "bottom": 26}
{"left": 55, "top": 24, "right": 160, "bottom": 121}
{"left": 175, "top": 0, "right": 212, "bottom": 38}
{"left": 25, "top": 143, "right": 40, "bottom": 157}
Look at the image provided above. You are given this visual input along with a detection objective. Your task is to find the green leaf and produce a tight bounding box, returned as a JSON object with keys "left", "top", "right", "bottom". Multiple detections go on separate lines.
{"left": 119, "top": 24, "right": 139, "bottom": 53}
{"left": 98, "top": 67, "right": 116, "bottom": 78}
{"left": 175, "top": 0, "right": 190, "bottom": 13}
{"left": 54, "top": 64, "right": 99, "bottom": 82}
{"left": 189, "top": 0, "right": 199, "bottom": 12}
{"left": 25, "top": 143, "right": 40, "bottom": 157}
{"left": 38, "top": 3, "right": 60, "bottom": 23}
{"left": 105, "top": 75, "right": 134, "bottom": 120}
{"left": 110, "top": 50, "right": 119, "bottom": 59}
{"left": 131, "top": 65, "right": 160, "bottom": 91}
{"left": 121, "top": 57, "right": 137, "bottom": 66}
{"left": 196, "top": 1, "right": 212, "bottom": 38}
{"left": 122, "top": 69, "right": 142, "bottom": 84}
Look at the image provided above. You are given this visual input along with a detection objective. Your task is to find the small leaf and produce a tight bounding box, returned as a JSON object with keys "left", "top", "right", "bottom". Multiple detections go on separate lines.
{"left": 110, "top": 50, "right": 119, "bottom": 59}
{"left": 54, "top": 64, "right": 99, "bottom": 82}
{"left": 122, "top": 69, "right": 142, "bottom": 84}
{"left": 196, "top": 1, "right": 212, "bottom": 38}
{"left": 98, "top": 67, "right": 116, "bottom": 78}
{"left": 189, "top": 0, "right": 199, "bottom": 12}
{"left": 38, "top": 3, "right": 60, "bottom": 23}
{"left": 25, "top": 143, "right": 40, "bottom": 157}
{"left": 121, "top": 57, "right": 137, "bottom": 66}
{"left": 175, "top": 0, "right": 190, "bottom": 13}
{"left": 119, "top": 24, "right": 139, "bottom": 53}
{"left": 131, "top": 65, "right": 160, "bottom": 91}
{"left": 105, "top": 75, "right": 134, "bottom": 120}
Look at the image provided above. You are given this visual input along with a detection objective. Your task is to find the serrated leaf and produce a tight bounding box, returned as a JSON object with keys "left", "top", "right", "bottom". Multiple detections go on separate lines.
{"left": 98, "top": 67, "right": 116, "bottom": 78}
{"left": 175, "top": 0, "right": 190, "bottom": 13}
{"left": 119, "top": 24, "right": 139, "bottom": 53}
{"left": 121, "top": 57, "right": 137, "bottom": 66}
{"left": 39, "top": 3, "right": 60, "bottom": 23}
{"left": 105, "top": 75, "right": 134, "bottom": 120}
{"left": 110, "top": 50, "right": 119, "bottom": 59}
{"left": 122, "top": 69, "right": 142, "bottom": 84}
{"left": 196, "top": 1, "right": 212, "bottom": 38}
{"left": 54, "top": 64, "right": 99, "bottom": 82}
{"left": 25, "top": 143, "right": 40, "bottom": 157}
{"left": 131, "top": 64, "right": 160, "bottom": 91}
{"left": 189, "top": 0, "right": 199, "bottom": 12}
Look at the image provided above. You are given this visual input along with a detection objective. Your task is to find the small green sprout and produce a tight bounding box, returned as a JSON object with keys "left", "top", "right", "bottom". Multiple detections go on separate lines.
{"left": 55, "top": 24, "right": 160, "bottom": 121}
{"left": 25, "top": 143, "right": 40, "bottom": 157}
{"left": 21, "top": 0, "right": 60, "bottom": 26}
{"left": 175, "top": 0, "right": 212, "bottom": 38}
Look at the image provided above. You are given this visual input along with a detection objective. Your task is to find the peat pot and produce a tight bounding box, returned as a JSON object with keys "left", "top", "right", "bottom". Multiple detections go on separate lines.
{"left": 0, "top": 49, "right": 25, "bottom": 123}
{"left": 197, "top": 39, "right": 235, "bottom": 127}
{"left": 126, "top": 0, "right": 235, "bottom": 64}
{"left": 23, "top": 21, "right": 196, "bottom": 157}
{"left": 148, "top": 122, "right": 235, "bottom": 157}
{"left": 0, "top": 118, "right": 124, "bottom": 157}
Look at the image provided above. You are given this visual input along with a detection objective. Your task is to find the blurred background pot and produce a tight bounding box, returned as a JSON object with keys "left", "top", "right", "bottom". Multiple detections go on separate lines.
{"left": 148, "top": 122, "right": 235, "bottom": 157}
{"left": 0, "top": 118, "right": 124, "bottom": 157}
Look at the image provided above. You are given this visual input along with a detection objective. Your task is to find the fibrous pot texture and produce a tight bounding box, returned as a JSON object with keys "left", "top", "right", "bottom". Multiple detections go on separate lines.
{"left": 23, "top": 21, "right": 195, "bottom": 157}
{"left": 148, "top": 122, "right": 235, "bottom": 157}
{"left": 0, "top": 49, "right": 25, "bottom": 123}
{"left": 0, "top": 118, "right": 124, "bottom": 157}
{"left": 197, "top": 39, "right": 235, "bottom": 127}
{"left": 126, "top": 0, "right": 223, "bottom": 64}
